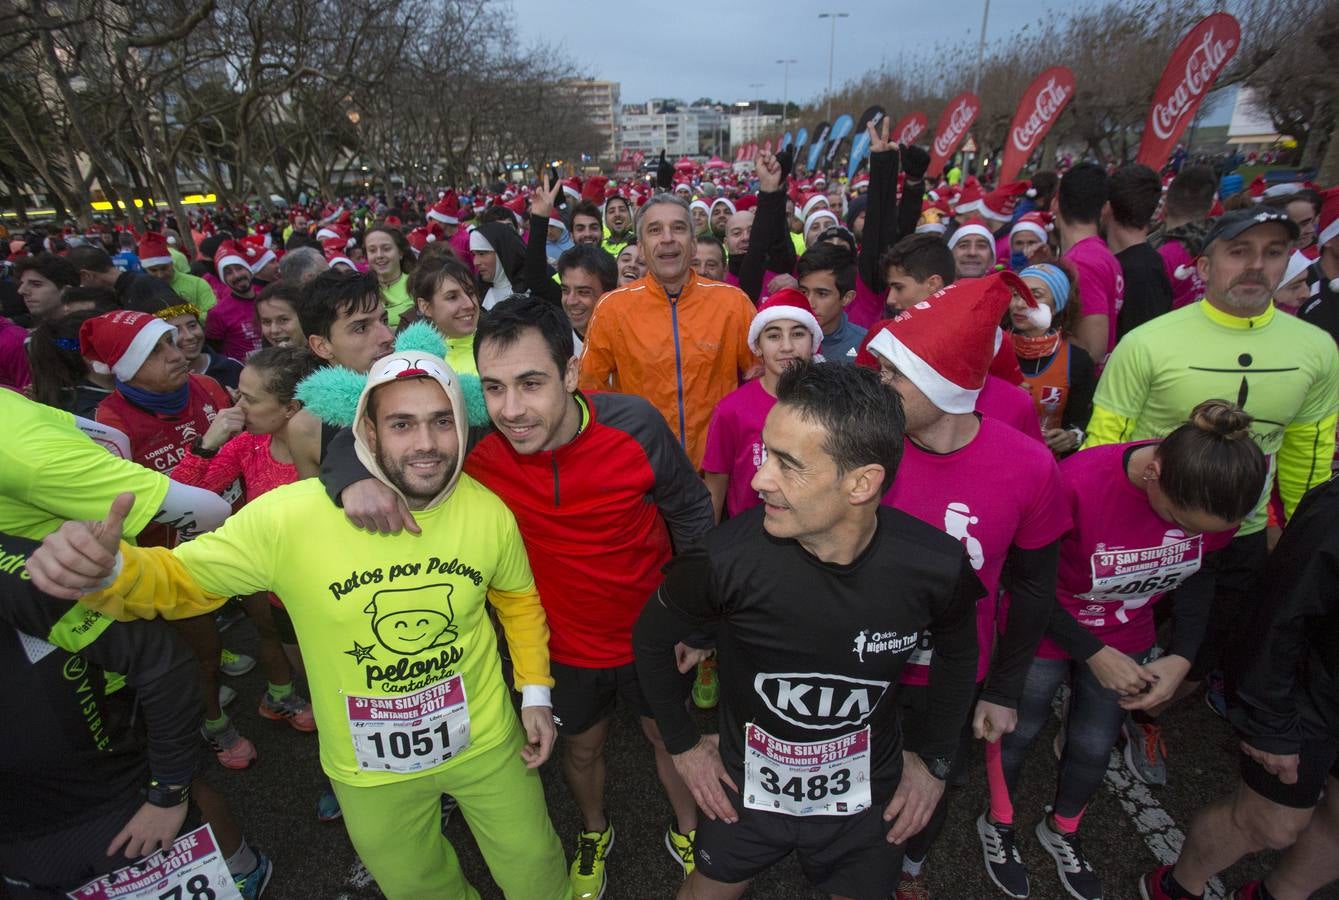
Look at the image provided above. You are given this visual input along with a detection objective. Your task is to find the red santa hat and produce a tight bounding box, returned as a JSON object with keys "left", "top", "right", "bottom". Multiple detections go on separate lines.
{"left": 240, "top": 234, "right": 276, "bottom": 274}
{"left": 1317, "top": 187, "right": 1339, "bottom": 250}
{"left": 947, "top": 219, "right": 995, "bottom": 250}
{"left": 1248, "top": 174, "right": 1267, "bottom": 202}
{"left": 406, "top": 226, "right": 434, "bottom": 254}
{"left": 865, "top": 271, "right": 1048, "bottom": 414}
{"left": 850, "top": 172, "right": 870, "bottom": 192}
{"left": 813, "top": 173, "right": 828, "bottom": 187}
{"left": 746, "top": 288, "right": 824, "bottom": 353}
{"left": 954, "top": 177, "right": 984, "bottom": 214}
{"left": 582, "top": 175, "right": 609, "bottom": 204}
{"left": 562, "top": 179, "right": 582, "bottom": 203}
{"left": 1009, "top": 211, "right": 1054, "bottom": 245}
{"left": 137, "top": 231, "right": 174, "bottom": 269}
{"left": 79, "top": 310, "right": 177, "bottom": 382}
{"left": 734, "top": 194, "right": 758, "bottom": 212}
{"left": 322, "top": 237, "right": 357, "bottom": 270}
{"left": 427, "top": 192, "right": 460, "bottom": 226}
{"left": 214, "top": 240, "right": 249, "bottom": 279}
{"left": 979, "top": 181, "right": 1030, "bottom": 222}
{"left": 673, "top": 181, "right": 693, "bottom": 196}
{"left": 800, "top": 194, "right": 829, "bottom": 221}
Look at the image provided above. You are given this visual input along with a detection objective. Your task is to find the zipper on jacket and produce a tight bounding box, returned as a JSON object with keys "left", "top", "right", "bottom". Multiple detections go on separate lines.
{"left": 670, "top": 296, "right": 687, "bottom": 452}
{"left": 551, "top": 454, "right": 561, "bottom": 506}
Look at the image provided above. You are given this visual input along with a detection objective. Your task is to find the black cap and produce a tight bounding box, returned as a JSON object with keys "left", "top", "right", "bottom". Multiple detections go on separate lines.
{"left": 1202, "top": 207, "right": 1300, "bottom": 252}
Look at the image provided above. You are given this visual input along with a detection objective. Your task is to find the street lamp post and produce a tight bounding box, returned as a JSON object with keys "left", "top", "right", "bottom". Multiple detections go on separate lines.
{"left": 971, "top": 0, "right": 991, "bottom": 97}
{"left": 776, "top": 58, "right": 797, "bottom": 128}
{"left": 817, "top": 12, "right": 848, "bottom": 123}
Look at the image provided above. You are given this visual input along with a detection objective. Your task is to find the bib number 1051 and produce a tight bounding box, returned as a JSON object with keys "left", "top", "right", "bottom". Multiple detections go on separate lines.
{"left": 365, "top": 721, "right": 454, "bottom": 761}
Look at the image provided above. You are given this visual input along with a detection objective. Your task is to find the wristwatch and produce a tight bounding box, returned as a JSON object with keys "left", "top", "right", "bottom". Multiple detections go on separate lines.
{"left": 917, "top": 754, "right": 953, "bottom": 781}
{"left": 145, "top": 779, "right": 191, "bottom": 808}
{"left": 1066, "top": 426, "right": 1085, "bottom": 448}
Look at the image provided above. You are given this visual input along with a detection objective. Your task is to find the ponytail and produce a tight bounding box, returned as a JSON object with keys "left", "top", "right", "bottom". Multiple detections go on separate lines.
{"left": 1156, "top": 400, "right": 1267, "bottom": 523}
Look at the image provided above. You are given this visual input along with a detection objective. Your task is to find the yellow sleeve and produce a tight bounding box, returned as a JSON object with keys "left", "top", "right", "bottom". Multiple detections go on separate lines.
{"left": 1277, "top": 412, "right": 1338, "bottom": 519}
{"left": 83, "top": 544, "right": 229, "bottom": 621}
{"left": 487, "top": 584, "right": 553, "bottom": 690}
{"left": 1080, "top": 404, "right": 1138, "bottom": 449}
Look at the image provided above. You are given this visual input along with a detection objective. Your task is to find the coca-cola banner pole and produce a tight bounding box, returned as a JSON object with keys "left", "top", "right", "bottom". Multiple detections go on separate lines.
{"left": 1135, "top": 12, "right": 1240, "bottom": 170}
{"left": 891, "top": 111, "right": 928, "bottom": 146}
{"left": 998, "top": 67, "right": 1075, "bottom": 183}
{"left": 926, "top": 92, "right": 980, "bottom": 179}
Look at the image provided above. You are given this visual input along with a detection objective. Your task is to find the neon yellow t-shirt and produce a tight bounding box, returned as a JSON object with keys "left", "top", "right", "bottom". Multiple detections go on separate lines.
{"left": 381, "top": 273, "right": 413, "bottom": 327}
{"left": 95, "top": 476, "right": 550, "bottom": 787}
{"left": 445, "top": 333, "right": 477, "bottom": 378}
{"left": 169, "top": 270, "right": 218, "bottom": 315}
{"left": 0, "top": 391, "right": 168, "bottom": 541}
{"left": 1086, "top": 300, "right": 1339, "bottom": 533}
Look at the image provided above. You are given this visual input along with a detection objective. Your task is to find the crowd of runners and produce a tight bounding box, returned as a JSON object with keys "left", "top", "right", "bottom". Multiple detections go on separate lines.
{"left": 2, "top": 129, "right": 1339, "bottom": 900}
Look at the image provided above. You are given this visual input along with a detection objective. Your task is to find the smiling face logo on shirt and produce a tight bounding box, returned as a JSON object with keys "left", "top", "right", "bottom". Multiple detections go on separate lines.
{"left": 363, "top": 584, "right": 458, "bottom": 655}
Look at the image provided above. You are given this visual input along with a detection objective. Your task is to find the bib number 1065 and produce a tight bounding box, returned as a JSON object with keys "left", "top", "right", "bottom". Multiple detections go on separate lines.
{"left": 757, "top": 766, "right": 851, "bottom": 803}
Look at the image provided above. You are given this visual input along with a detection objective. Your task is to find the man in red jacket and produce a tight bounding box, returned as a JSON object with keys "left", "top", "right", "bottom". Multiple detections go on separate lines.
{"left": 328, "top": 294, "right": 715, "bottom": 899}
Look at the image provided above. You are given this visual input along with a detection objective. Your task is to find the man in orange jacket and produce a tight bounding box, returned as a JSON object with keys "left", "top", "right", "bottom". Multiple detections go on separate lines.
{"left": 579, "top": 194, "right": 756, "bottom": 469}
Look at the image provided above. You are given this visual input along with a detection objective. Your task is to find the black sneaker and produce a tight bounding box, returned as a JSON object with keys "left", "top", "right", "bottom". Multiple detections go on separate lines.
{"left": 1035, "top": 817, "right": 1102, "bottom": 900}
{"left": 977, "top": 813, "right": 1029, "bottom": 898}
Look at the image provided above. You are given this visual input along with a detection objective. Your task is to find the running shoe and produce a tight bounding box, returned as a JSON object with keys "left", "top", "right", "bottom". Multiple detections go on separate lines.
{"left": 977, "top": 813, "right": 1029, "bottom": 898}
{"left": 1035, "top": 816, "right": 1102, "bottom": 900}
{"left": 1122, "top": 714, "right": 1168, "bottom": 785}
{"left": 1205, "top": 670, "right": 1228, "bottom": 720}
{"left": 258, "top": 691, "right": 316, "bottom": 732}
{"left": 204, "top": 721, "right": 257, "bottom": 770}
{"left": 1226, "top": 882, "right": 1266, "bottom": 900}
{"left": 215, "top": 605, "right": 245, "bottom": 633}
{"left": 234, "top": 850, "right": 272, "bottom": 899}
{"left": 664, "top": 826, "right": 694, "bottom": 876}
{"left": 220, "top": 648, "right": 256, "bottom": 677}
{"left": 440, "top": 794, "right": 457, "bottom": 835}
{"left": 317, "top": 787, "right": 342, "bottom": 822}
{"left": 895, "top": 870, "right": 931, "bottom": 900}
{"left": 1136, "top": 865, "right": 1177, "bottom": 900}
{"left": 569, "top": 822, "right": 614, "bottom": 900}
{"left": 692, "top": 657, "right": 718, "bottom": 709}
{"left": 219, "top": 684, "right": 237, "bottom": 708}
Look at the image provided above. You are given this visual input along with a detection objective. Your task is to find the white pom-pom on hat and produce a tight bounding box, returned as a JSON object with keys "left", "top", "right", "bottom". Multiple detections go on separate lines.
{"left": 1024, "top": 303, "right": 1052, "bottom": 331}
{"left": 1173, "top": 264, "right": 1195, "bottom": 281}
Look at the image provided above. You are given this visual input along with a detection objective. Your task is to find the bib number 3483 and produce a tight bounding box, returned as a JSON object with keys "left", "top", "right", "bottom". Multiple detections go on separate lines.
{"left": 743, "top": 724, "right": 871, "bottom": 817}
{"left": 67, "top": 824, "right": 240, "bottom": 900}
{"left": 347, "top": 675, "right": 471, "bottom": 774}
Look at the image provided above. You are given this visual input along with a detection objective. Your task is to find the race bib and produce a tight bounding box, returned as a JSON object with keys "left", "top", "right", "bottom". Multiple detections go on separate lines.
{"left": 347, "top": 675, "right": 470, "bottom": 774}
{"left": 907, "top": 630, "right": 935, "bottom": 667}
{"left": 68, "top": 824, "right": 240, "bottom": 900}
{"left": 743, "top": 723, "right": 871, "bottom": 817}
{"left": 1082, "top": 535, "right": 1203, "bottom": 619}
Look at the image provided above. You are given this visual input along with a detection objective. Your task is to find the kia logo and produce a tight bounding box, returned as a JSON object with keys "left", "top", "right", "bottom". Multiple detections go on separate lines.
{"left": 754, "top": 672, "right": 891, "bottom": 729}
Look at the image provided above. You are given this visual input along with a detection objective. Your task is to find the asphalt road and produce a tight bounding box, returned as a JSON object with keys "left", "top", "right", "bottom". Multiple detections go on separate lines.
{"left": 206, "top": 617, "right": 1337, "bottom": 900}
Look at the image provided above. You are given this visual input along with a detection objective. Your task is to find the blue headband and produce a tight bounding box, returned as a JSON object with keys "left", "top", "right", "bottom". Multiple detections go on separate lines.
{"left": 1019, "top": 264, "right": 1070, "bottom": 315}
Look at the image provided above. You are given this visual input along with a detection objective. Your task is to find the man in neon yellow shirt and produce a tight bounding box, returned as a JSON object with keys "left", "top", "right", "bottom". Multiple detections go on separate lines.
{"left": 1083, "top": 207, "right": 1339, "bottom": 786}
{"left": 28, "top": 352, "right": 568, "bottom": 900}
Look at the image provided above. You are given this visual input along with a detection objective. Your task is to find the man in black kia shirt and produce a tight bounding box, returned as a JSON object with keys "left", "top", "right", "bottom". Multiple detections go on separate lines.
{"left": 634, "top": 362, "right": 983, "bottom": 899}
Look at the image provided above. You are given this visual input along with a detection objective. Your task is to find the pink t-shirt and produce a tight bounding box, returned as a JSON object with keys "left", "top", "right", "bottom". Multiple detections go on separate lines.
{"left": 846, "top": 274, "right": 885, "bottom": 329}
{"left": 204, "top": 293, "right": 262, "bottom": 361}
{"left": 202, "top": 272, "right": 231, "bottom": 306}
{"left": 1065, "top": 235, "right": 1125, "bottom": 359}
{"left": 0, "top": 316, "right": 31, "bottom": 392}
{"left": 977, "top": 374, "right": 1045, "bottom": 444}
{"left": 1158, "top": 239, "right": 1205, "bottom": 311}
{"left": 995, "top": 234, "right": 1011, "bottom": 268}
{"left": 701, "top": 379, "right": 775, "bottom": 518}
{"left": 884, "top": 416, "right": 1071, "bottom": 684}
{"left": 1037, "top": 443, "right": 1235, "bottom": 659}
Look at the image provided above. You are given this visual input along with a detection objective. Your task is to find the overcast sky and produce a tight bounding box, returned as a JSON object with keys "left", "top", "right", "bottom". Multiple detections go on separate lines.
{"left": 504, "top": 0, "right": 1234, "bottom": 124}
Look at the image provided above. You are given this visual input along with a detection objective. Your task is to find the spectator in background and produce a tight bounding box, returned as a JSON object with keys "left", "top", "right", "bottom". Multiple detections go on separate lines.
{"left": 15, "top": 253, "right": 79, "bottom": 324}
{"left": 1148, "top": 165, "right": 1217, "bottom": 311}
{"left": 276, "top": 246, "right": 327, "bottom": 285}
{"left": 139, "top": 231, "right": 217, "bottom": 314}
{"left": 1107, "top": 164, "right": 1174, "bottom": 339}
{"left": 1056, "top": 163, "right": 1125, "bottom": 365}
{"left": 66, "top": 246, "right": 180, "bottom": 313}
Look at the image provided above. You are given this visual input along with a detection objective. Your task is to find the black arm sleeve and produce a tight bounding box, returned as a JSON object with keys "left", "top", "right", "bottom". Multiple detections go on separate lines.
{"left": 320, "top": 427, "right": 370, "bottom": 506}
{"left": 1164, "top": 549, "right": 1221, "bottom": 662}
{"left": 894, "top": 178, "right": 926, "bottom": 248}
{"left": 1062, "top": 344, "right": 1096, "bottom": 432}
{"left": 917, "top": 557, "right": 984, "bottom": 758}
{"left": 523, "top": 214, "right": 562, "bottom": 305}
{"left": 738, "top": 189, "right": 794, "bottom": 302}
{"left": 1045, "top": 601, "right": 1105, "bottom": 662}
{"left": 982, "top": 541, "right": 1061, "bottom": 708}
{"left": 633, "top": 550, "right": 719, "bottom": 754}
{"left": 858, "top": 148, "right": 900, "bottom": 291}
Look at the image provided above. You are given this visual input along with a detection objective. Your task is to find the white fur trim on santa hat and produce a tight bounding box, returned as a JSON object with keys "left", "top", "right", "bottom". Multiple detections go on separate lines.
{"left": 1279, "top": 250, "right": 1312, "bottom": 290}
{"left": 216, "top": 253, "right": 247, "bottom": 279}
{"left": 948, "top": 223, "right": 994, "bottom": 250}
{"left": 954, "top": 198, "right": 982, "bottom": 216}
{"left": 800, "top": 195, "right": 829, "bottom": 220}
{"left": 1009, "top": 221, "right": 1047, "bottom": 245}
{"left": 140, "top": 254, "right": 174, "bottom": 268}
{"left": 249, "top": 248, "right": 276, "bottom": 274}
{"left": 866, "top": 327, "right": 979, "bottom": 414}
{"left": 916, "top": 222, "right": 948, "bottom": 235}
{"left": 327, "top": 255, "right": 357, "bottom": 271}
{"left": 427, "top": 208, "right": 458, "bottom": 225}
{"left": 1319, "top": 217, "right": 1339, "bottom": 250}
{"left": 690, "top": 199, "right": 710, "bottom": 214}
{"left": 747, "top": 302, "right": 823, "bottom": 354}
{"left": 710, "top": 197, "right": 736, "bottom": 215}
{"left": 315, "top": 226, "right": 339, "bottom": 241}
{"left": 95, "top": 317, "right": 175, "bottom": 382}
{"left": 804, "top": 209, "right": 839, "bottom": 235}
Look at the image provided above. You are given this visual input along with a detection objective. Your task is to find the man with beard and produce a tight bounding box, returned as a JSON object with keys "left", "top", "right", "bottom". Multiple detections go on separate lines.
{"left": 27, "top": 351, "right": 570, "bottom": 900}
{"left": 602, "top": 194, "right": 634, "bottom": 256}
{"left": 139, "top": 231, "right": 218, "bottom": 315}
{"left": 570, "top": 202, "right": 604, "bottom": 247}
{"left": 1085, "top": 208, "right": 1339, "bottom": 788}
{"left": 205, "top": 240, "right": 263, "bottom": 360}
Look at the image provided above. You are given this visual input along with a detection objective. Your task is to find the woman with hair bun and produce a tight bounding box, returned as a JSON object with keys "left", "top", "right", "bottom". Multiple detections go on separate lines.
{"left": 976, "top": 400, "right": 1268, "bottom": 900}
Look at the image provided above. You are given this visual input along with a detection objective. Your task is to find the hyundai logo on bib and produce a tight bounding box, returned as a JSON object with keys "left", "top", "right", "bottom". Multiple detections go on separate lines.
{"left": 754, "top": 672, "right": 890, "bottom": 730}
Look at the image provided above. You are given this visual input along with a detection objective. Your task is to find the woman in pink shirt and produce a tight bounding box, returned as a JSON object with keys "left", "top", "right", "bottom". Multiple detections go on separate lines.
{"left": 977, "top": 401, "right": 1267, "bottom": 900}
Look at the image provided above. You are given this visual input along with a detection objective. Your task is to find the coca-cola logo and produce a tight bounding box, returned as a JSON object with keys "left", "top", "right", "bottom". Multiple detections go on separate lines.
{"left": 1011, "top": 77, "right": 1072, "bottom": 152}
{"left": 899, "top": 119, "right": 926, "bottom": 144}
{"left": 934, "top": 100, "right": 977, "bottom": 156}
{"left": 1151, "top": 27, "right": 1236, "bottom": 140}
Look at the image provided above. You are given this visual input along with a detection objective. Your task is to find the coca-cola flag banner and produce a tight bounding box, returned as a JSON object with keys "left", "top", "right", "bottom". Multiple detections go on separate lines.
{"left": 998, "top": 66, "right": 1076, "bottom": 183}
{"left": 1136, "top": 12, "right": 1240, "bottom": 170}
{"left": 794, "top": 127, "right": 809, "bottom": 153}
{"left": 892, "top": 111, "right": 928, "bottom": 146}
{"left": 824, "top": 113, "right": 856, "bottom": 165}
{"left": 927, "top": 92, "right": 980, "bottom": 178}
{"left": 847, "top": 105, "right": 887, "bottom": 179}
{"left": 806, "top": 121, "right": 832, "bottom": 173}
